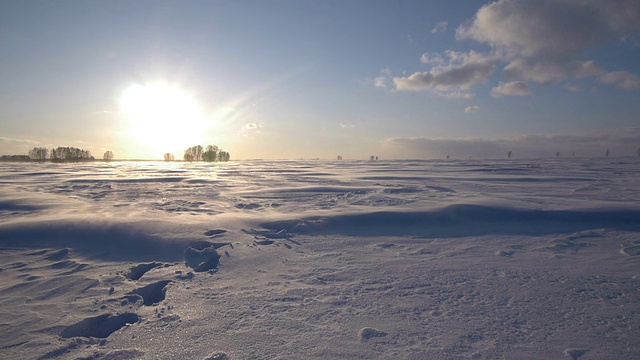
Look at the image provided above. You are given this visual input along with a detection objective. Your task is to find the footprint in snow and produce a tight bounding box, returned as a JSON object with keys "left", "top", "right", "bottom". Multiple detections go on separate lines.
{"left": 125, "top": 262, "right": 166, "bottom": 280}
{"left": 359, "top": 327, "right": 387, "bottom": 342}
{"left": 564, "top": 348, "right": 589, "bottom": 359}
{"left": 204, "top": 229, "right": 227, "bottom": 237}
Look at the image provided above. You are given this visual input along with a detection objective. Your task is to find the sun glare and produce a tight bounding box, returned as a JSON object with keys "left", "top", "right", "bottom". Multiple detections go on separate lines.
{"left": 120, "top": 83, "right": 206, "bottom": 155}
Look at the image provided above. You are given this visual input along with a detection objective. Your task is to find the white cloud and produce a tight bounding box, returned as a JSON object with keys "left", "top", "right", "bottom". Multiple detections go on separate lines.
{"left": 574, "top": 60, "right": 606, "bottom": 79}
{"left": 394, "top": 50, "right": 497, "bottom": 93}
{"left": 456, "top": 0, "right": 640, "bottom": 59}
{"left": 464, "top": 106, "right": 480, "bottom": 113}
{"left": 377, "top": 0, "right": 640, "bottom": 97}
{"left": 371, "top": 68, "right": 392, "bottom": 88}
{"left": 420, "top": 53, "right": 444, "bottom": 65}
{"left": 238, "top": 122, "right": 263, "bottom": 140}
{"left": 339, "top": 123, "right": 356, "bottom": 129}
{"left": 491, "top": 81, "right": 531, "bottom": 98}
{"left": 374, "top": 76, "right": 387, "bottom": 88}
{"left": 456, "top": 0, "right": 640, "bottom": 91}
{"left": 0, "top": 136, "right": 37, "bottom": 145}
{"left": 441, "top": 91, "right": 476, "bottom": 100}
{"left": 503, "top": 59, "right": 569, "bottom": 83}
{"left": 431, "top": 21, "right": 448, "bottom": 34}
{"left": 564, "top": 84, "right": 580, "bottom": 93}
{"left": 504, "top": 59, "right": 606, "bottom": 84}
{"left": 599, "top": 71, "right": 640, "bottom": 90}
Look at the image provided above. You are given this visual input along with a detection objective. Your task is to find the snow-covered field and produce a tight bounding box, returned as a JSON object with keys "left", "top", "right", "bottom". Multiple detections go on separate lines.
{"left": 1, "top": 158, "right": 639, "bottom": 359}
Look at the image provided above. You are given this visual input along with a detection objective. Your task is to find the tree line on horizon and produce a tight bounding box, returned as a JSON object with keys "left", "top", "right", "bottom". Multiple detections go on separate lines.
{"left": 0, "top": 146, "right": 115, "bottom": 162}
{"left": 164, "top": 145, "right": 230, "bottom": 162}
{"left": 0, "top": 144, "right": 232, "bottom": 163}
{"left": 2, "top": 145, "right": 639, "bottom": 162}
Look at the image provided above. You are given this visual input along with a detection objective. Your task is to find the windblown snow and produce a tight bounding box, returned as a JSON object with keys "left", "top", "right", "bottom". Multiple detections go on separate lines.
{"left": 1, "top": 159, "right": 639, "bottom": 359}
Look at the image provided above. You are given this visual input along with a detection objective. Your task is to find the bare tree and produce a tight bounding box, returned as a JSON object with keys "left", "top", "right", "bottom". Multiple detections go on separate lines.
{"left": 194, "top": 145, "right": 203, "bottom": 162}
{"left": 218, "top": 151, "right": 230, "bottom": 162}
{"left": 186, "top": 145, "right": 229, "bottom": 162}
{"left": 507, "top": 150, "right": 513, "bottom": 159}
{"left": 164, "top": 153, "right": 175, "bottom": 161}
{"left": 28, "top": 147, "right": 48, "bottom": 161}
{"left": 103, "top": 150, "right": 114, "bottom": 161}
{"left": 51, "top": 147, "right": 93, "bottom": 161}
{"left": 183, "top": 148, "right": 195, "bottom": 162}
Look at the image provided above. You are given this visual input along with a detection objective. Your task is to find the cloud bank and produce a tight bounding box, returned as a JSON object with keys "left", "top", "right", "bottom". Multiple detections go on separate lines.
{"left": 380, "top": 0, "right": 640, "bottom": 96}
{"left": 384, "top": 128, "right": 640, "bottom": 159}
{"left": 393, "top": 51, "right": 497, "bottom": 97}
{"left": 456, "top": 0, "right": 640, "bottom": 59}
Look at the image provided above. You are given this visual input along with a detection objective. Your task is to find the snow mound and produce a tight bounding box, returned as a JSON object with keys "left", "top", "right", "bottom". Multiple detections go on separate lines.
{"left": 261, "top": 204, "right": 640, "bottom": 238}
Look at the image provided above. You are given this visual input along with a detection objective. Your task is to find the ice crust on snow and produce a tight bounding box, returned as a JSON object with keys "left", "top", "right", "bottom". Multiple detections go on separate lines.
{"left": 1, "top": 158, "right": 640, "bottom": 359}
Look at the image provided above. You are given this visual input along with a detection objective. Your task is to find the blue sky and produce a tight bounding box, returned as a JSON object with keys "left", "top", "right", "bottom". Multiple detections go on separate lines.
{"left": 1, "top": 0, "right": 639, "bottom": 160}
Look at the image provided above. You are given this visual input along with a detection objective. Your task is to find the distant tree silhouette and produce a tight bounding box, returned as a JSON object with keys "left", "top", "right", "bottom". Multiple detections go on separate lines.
{"left": 164, "top": 153, "right": 175, "bottom": 161}
{"left": 185, "top": 145, "right": 229, "bottom": 162}
{"left": 183, "top": 149, "right": 195, "bottom": 162}
{"left": 337, "top": 155, "right": 342, "bottom": 160}
{"left": 370, "top": 155, "right": 375, "bottom": 160}
{"left": 51, "top": 147, "right": 93, "bottom": 161}
{"left": 507, "top": 150, "right": 513, "bottom": 159}
{"left": 0, "top": 155, "right": 31, "bottom": 162}
{"left": 195, "top": 145, "right": 203, "bottom": 162}
{"left": 555, "top": 152, "right": 560, "bottom": 158}
{"left": 103, "top": 150, "right": 114, "bottom": 161}
{"left": 218, "top": 150, "right": 230, "bottom": 162}
{"left": 606, "top": 149, "right": 609, "bottom": 157}
{"left": 29, "top": 147, "right": 48, "bottom": 161}
{"left": 638, "top": 147, "right": 640, "bottom": 157}
{"left": 202, "top": 145, "right": 218, "bottom": 162}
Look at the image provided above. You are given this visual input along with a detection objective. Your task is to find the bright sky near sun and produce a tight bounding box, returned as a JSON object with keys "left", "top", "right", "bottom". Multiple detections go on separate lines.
{"left": 1, "top": 0, "right": 639, "bottom": 160}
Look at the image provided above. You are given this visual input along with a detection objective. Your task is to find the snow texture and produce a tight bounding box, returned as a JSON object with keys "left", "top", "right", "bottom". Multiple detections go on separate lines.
{"left": 1, "top": 158, "right": 639, "bottom": 359}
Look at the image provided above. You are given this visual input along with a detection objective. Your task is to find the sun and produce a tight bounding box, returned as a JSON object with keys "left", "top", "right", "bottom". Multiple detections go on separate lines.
{"left": 120, "top": 83, "right": 206, "bottom": 155}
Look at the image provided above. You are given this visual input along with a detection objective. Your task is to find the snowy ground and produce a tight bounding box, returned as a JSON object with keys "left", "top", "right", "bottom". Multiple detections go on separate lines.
{"left": 1, "top": 158, "right": 639, "bottom": 359}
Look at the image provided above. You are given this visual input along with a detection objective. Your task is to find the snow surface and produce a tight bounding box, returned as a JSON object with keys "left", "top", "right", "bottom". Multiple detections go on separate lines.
{"left": 1, "top": 158, "right": 639, "bottom": 359}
